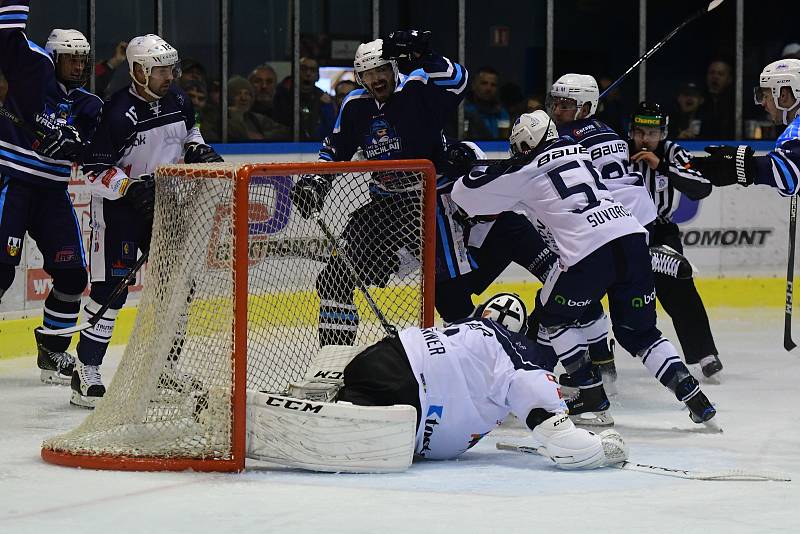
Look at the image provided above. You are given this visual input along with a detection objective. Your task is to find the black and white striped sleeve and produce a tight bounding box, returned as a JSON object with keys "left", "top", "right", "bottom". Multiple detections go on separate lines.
{"left": 662, "top": 140, "right": 712, "bottom": 201}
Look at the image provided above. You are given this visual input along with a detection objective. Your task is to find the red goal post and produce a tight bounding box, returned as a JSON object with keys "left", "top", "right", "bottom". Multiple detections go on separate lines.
{"left": 41, "top": 159, "right": 437, "bottom": 472}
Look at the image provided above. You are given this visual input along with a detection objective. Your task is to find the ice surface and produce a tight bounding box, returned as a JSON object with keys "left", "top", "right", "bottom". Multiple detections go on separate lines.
{"left": 1, "top": 308, "right": 798, "bottom": 533}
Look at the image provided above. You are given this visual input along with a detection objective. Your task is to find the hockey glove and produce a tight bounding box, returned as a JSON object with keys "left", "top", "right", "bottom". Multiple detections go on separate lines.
{"left": 290, "top": 175, "right": 331, "bottom": 219}
{"left": 36, "top": 124, "right": 83, "bottom": 161}
{"left": 445, "top": 142, "right": 478, "bottom": 178}
{"left": 126, "top": 174, "right": 156, "bottom": 221}
{"left": 691, "top": 145, "right": 755, "bottom": 187}
{"left": 184, "top": 143, "right": 224, "bottom": 163}
{"left": 382, "top": 30, "right": 432, "bottom": 60}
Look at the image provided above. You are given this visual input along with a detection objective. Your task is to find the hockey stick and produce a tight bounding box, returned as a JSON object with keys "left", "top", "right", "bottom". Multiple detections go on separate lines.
{"left": 0, "top": 105, "right": 45, "bottom": 143}
{"left": 496, "top": 442, "right": 791, "bottom": 482}
{"left": 314, "top": 216, "right": 398, "bottom": 338}
{"left": 600, "top": 0, "right": 727, "bottom": 99}
{"left": 785, "top": 195, "right": 797, "bottom": 351}
{"left": 37, "top": 252, "right": 149, "bottom": 337}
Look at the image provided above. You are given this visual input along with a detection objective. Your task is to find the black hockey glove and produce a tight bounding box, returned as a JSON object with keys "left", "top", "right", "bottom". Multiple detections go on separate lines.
{"left": 126, "top": 174, "right": 156, "bottom": 221}
{"left": 691, "top": 145, "right": 755, "bottom": 187}
{"left": 382, "top": 30, "right": 432, "bottom": 60}
{"left": 184, "top": 143, "right": 224, "bottom": 163}
{"left": 290, "top": 175, "right": 331, "bottom": 219}
{"left": 36, "top": 124, "right": 83, "bottom": 161}
{"left": 445, "top": 142, "right": 478, "bottom": 178}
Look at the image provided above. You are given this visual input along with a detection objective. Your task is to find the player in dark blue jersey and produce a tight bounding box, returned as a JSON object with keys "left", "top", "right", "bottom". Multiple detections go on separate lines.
{"left": 692, "top": 59, "right": 800, "bottom": 196}
{"left": 69, "top": 34, "right": 222, "bottom": 408}
{"left": 0, "top": 1, "right": 102, "bottom": 385}
{"left": 290, "top": 31, "right": 468, "bottom": 346}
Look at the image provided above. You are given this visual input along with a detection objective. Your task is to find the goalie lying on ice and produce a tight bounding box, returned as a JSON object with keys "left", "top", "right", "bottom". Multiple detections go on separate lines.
{"left": 246, "top": 294, "right": 628, "bottom": 473}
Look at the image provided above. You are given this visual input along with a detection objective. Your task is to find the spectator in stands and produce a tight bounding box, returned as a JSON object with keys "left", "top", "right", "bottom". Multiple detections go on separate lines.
{"left": 227, "top": 76, "right": 289, "bottom": 142}
{"left": 595, "top": 75, "right": 630, "bottom": 134}
{"left": 463, "top": 66, "right": 510, "bottom": 140}
{"left": 782, "top": 43, "right": 800, "bottom": 60}
{"left": 208, "top": 80, "right": 221, "bottom": 109}
{"left": 698, "top": 59, "right": 735, "bottom": 139}
{"left": 94, "top": 40, "right": 127, "bottom": 98}
{"left": 334, "top": 79, "right": 358, "bottom": 111}
{"left": 669, "top": 82, "right": 705, "bottom": 140}
{"left": 274, "top": 57, "right": 336, "bottom": 141}
{"left": 525, "top": 94, "right": 545, "bottom": 113}
{"left": 181, "top": 78, "right": 220, "bottom": 142}
{"left": 248, "top": 64, "right": 278, "bottom": 119}
{"left": 180, "top": 58, "right": 207, "bottom": 84}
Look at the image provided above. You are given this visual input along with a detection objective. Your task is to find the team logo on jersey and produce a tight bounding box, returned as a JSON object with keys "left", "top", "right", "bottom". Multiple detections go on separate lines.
{"left": 363, "top": 119, "right": 402, "bottom": 159}
{"left": 6, "top": 237, "right": 21, "bottom": 257}
{"left": 419, "top": 405, "right": 443, "bottom": 457}
{"left": 149, "top": 100, "right": 162, "bottom": 117}
{"left": 35, "top": 102, "right": 75, "bottom": 131}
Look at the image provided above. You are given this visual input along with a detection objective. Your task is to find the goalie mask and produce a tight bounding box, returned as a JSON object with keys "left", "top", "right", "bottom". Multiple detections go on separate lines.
{"left": 547, "top": 73, "right": 599, "bottom": 122}
{"left": 474, "top": 293, "right": 528, "bottom": 335}
{"left": 127, "top": 34, "right": 181, "bottom": 100}
{"left": 509, "top": 110, "right": 558, "bottom": 156}
{"left": 46, "top": 29, "right": 92, "bottom": 90}
{"left": 353, "top": 39, "right": 400, "bottom": 101}
{"left": 754, "top": 59, "right": 800, "bottom": 125}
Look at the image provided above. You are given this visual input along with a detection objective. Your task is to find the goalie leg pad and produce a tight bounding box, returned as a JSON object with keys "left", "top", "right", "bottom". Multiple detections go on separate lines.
{"left": 287, "top": 344, "right": 370, "bottom": 401}
{"left": 531, "top": 413, "right": 626, "bottom": 469}
{"left": 246, "top": 391, "right": 416, "bottom": 473}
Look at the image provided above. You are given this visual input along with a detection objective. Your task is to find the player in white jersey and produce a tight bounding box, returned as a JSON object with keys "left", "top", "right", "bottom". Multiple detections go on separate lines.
{"left": 246, "top": 294, "right": 629, "bottom": 472}
{"left": 451, "top": 110, "right": 717, "bottom": 427}
{"left": 72, "top": 34, "right": 223, "bottom": 408}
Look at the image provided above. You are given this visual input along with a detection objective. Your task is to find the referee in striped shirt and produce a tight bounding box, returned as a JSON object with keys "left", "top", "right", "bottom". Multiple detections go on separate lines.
{"left": 628, "top": 102, "right": 723, "bottom": 380}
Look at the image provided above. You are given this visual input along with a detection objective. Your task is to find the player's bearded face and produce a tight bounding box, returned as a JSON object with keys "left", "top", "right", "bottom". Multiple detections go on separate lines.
{"left": 631, "top": 127, "right": 661, "bottom": 151}
{"left": 148, "top": 65, "right": 176, "bottom": 97}
{"left": 57, "top": 54, "right": 88, "bottom": 85}
{"left": 361, "top": 64, "right": 395, "bottom": 102}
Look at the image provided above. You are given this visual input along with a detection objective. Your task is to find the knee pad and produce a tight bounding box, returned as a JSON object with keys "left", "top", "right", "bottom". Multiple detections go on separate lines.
{"left": 612, "top": 324, "right": 662, "bottom": 356}
{"left": 89, "top": 279, "right": 129, "bottom": 310}
{"left": 51, "top": 268, "right": 88, "bottom": 296}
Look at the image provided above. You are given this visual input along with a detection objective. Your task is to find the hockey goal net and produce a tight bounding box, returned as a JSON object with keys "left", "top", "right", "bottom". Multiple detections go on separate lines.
{"left": 41, "top": 159, "right": 436, "bottom": 472}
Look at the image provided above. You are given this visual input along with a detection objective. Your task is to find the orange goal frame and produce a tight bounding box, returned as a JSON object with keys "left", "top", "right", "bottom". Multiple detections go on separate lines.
{"left": 41, "top": 159, "right": 437, "bottom": 472}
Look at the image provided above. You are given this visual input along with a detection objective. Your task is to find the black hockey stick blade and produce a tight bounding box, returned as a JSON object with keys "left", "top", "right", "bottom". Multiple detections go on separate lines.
{"left": 784, "top": 195, "right": 797, "bottom": 351}
{"left": 0, "top": 105, "right": 45, "bottom": 140}
{"left": 37, "top": 252, "right": 149, "bottom": 337}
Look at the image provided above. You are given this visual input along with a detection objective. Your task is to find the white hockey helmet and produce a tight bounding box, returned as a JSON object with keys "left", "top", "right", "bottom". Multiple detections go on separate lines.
{"left": 353, "top": 39, "right": 399, "bottom": 89}
{"left": 548, "top": 73, "right": 600, "bottom": 119}
{"left": 509, "top": 110, "right": 559, "bottom": 155}
{"left": 45, "top": 29, "right": 91, "bottom": 88}
{"left": 475, "top": 293, "right": 528, "bottom": 334}
{"left": 127, "top": 34, "right": 180, "bottom": 98}
{"left": 755, "top": 59, "right": 800, "bottom": 125}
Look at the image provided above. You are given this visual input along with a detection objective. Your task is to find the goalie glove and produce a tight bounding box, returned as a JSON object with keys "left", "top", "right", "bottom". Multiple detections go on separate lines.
{"left": 691, "top": 145, "right": 755, "bottom": 187}
{"left": 290, "top": 174, "right": 332, "bottom": 219}
{"left": 125, "top": 174, "right": 156, "bottom": 221}
{"left": 36, "top": 124, "right": 83, "bottom": 161}
{"left": 530, "top": 412, "right": 628, "bottom": 469}
{"left": 382, "top": 30, "right": 432, "bottom": 60}
{"left": 184, "top": 143, "right": 224, "bottom": 163}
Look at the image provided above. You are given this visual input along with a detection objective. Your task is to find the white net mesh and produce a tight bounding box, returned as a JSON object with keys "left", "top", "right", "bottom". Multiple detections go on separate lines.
{"left": 42, "top": 161, "right": 435, "bottom": 468}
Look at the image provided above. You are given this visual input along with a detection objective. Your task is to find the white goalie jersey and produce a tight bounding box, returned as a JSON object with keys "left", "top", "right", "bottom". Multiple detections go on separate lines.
{"left": 400, "top": 320, "right": 566, "bottom": 460}
{"left": 451, "top": 138, "right": 646, "bottom": 267}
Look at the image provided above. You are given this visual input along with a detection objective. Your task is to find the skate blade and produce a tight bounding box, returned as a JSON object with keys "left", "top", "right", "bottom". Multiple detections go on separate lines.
{"left": 40, "top": 369, "right": 71, "bottom": 386}
{"left": 570, "top": 411, "right": 615, "bottom": 427}
{"left": 70, "top": 391, "right": 100, "bottom": 409}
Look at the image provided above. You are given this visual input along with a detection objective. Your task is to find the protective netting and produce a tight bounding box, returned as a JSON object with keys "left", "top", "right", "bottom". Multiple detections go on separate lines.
{"left": 42, "top": 161, "right": 435, "bottom": 469}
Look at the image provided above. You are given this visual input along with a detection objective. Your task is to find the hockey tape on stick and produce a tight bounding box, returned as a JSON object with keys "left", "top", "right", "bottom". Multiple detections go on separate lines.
{"left": 785, "top": 195, "right": 797, "bottom": 351}
{"left": 314, "top": 216, "right": 398, "bottom": 338}
{"left": 496, "top": 442, "right": 790, "bottom": 481}
{"left": 600, "top": 0, "right": 727, "bottom": 100}
{"left": 37, "top": 252, "right": 149, "bottom": 337}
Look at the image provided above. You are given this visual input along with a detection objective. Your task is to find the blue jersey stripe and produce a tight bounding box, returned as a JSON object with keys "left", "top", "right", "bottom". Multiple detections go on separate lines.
{"left": 66, "top": 190, "right": 87, "bottom": 265}
{"left": 771, "top": 153, "right": 796, "bottom": 192}
{"left": 432, "top": 64, "right": 464, "bottom": 87}
{"left": 0, "top": 148, "right": 71, "bottom": 175}
{"left": 436, "top": 207, "right": 457, "bottom": 278}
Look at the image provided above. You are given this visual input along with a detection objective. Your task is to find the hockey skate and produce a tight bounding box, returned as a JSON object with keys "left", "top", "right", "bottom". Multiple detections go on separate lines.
{"left": 70, "top": 362, "right": 106, "bottom": 409}
{"left": 566, "top": 368, "right": 614, "bottom": 427}
{"left": 35, "top": 327, "right": 75, "bottom": 385}
{"left": 698, "top": 354, "right": 723, "bottom": 381}
{"left": 677, "top": 376, "right": 720, "bottom": 431}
